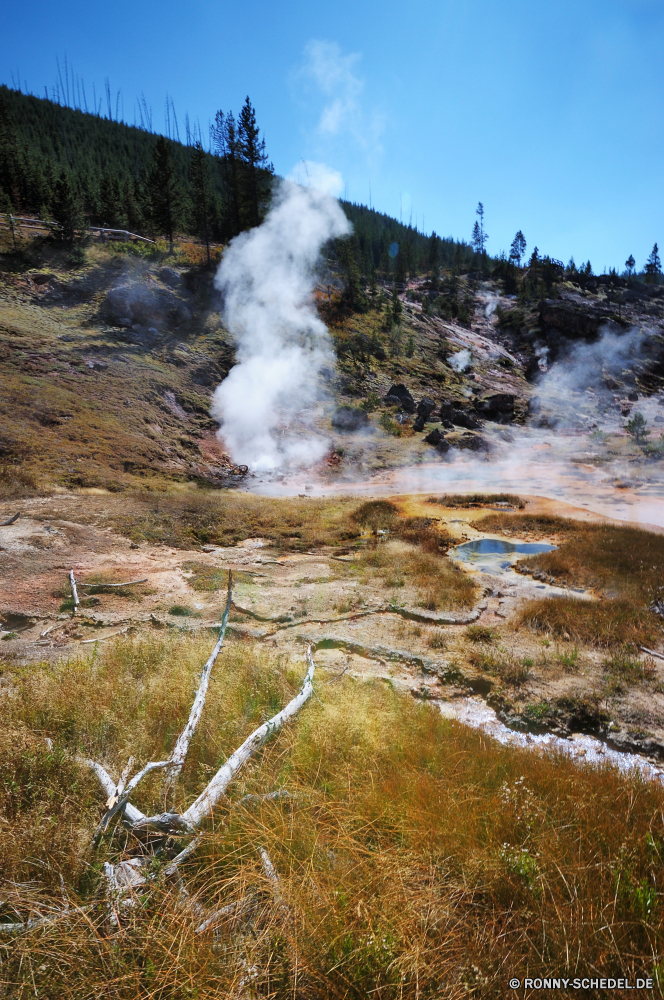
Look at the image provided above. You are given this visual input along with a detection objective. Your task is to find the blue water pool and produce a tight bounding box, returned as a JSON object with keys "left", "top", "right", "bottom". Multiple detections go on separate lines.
{"left": 452, "top": 537, "right": 557, "bottom": 573}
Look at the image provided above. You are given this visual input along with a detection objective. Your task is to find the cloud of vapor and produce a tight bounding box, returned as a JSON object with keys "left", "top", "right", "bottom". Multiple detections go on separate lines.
{"left": 298, "top": 40, "right": 384, "bottom": 159}
{"left": 211, "top": 178, "right": 350, "bottom": 471}
{"left": 287, "top": 160, "right": 344, "bottom": 197}
{"left": 532, "top": 324, "right": 651, "bottom": 429}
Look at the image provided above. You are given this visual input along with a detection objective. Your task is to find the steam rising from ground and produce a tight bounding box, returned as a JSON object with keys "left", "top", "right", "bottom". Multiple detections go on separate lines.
{"left": 211, "top": 179, "right": 350, "bottom": 470}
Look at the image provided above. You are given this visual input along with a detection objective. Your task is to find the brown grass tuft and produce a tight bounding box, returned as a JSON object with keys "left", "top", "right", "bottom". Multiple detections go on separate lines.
{"left": 518, "top": 596, "right": 660, "bottom": 647}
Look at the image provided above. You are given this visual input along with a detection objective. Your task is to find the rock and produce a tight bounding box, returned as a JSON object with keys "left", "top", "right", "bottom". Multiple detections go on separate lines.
{"left": 475, "top": 393, "right": 515, "bottom": 423}
{"left": 604, "top": 376, "right": 619, "bottom": 390}
{"left": 331, "top": 406, "right": 369, "bottom": 432}
{"left": 452, "top": 432, "right": 490, "bottom": 452}
{"left": 386, "top": 383, "right": 416, "bottom": 412}
{"left": 104, "top": 280, "right": 181, "bottom": 326}
{"left": 413, "top": 414, "right": 425, "bottom": 432}
{"left": 528, "top": 396, "right": 542, "bottom": 415}
{"left": 423, "top": 428, "right": 450, "bottom": 452}
{"left": 627, "top": 390, "right": 639, "bottom": 401}
{"left": 157, "top": 266, "right": 182, "bottom": 287}
{"left": 384, "top": 394, "right": 402, "bottom": 406}
{"left": 416, "top": 396, "right": 436, "bottom": 420}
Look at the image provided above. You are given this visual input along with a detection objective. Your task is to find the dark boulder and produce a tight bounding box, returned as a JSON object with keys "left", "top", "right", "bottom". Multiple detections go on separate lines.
{"left": 384, "top": 394, "right": 402, "bottom": 406}
{"left": 416, "top": 396, "right": 436, "bottom": 420}
{"left": 475, "top": 393, "right": 515, "bottom": 423}
{"left": 413, "top": 414, "right": 425, "bottom": 432}
{"left": 386, "top": 383, "right": 416, "bottom": 413}
{"left": 157, "top": 266, "right": 182, "bottom": 287}
{"left": 331, "top": 406, "right": 369, "bottom": 432}
{"left": 627, "top": 390, "right": 639, "bottom": 402}
{"left": 424, "top": 427, "right": 450, "bottom": 452}
{"left": 439, "top": 401, "right": 481, "bottom": 430}
{"left": 424, "top": 427, "right": 442, "bottom": 445}
{"left": 105, "top": 280, "right": 182, "bottom": 326}
{"left": 453, "top": 432, "right": 491, "bottom": 452}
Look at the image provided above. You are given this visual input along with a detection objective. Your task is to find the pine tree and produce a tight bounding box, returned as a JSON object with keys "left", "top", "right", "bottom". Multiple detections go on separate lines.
{"left": 212, "top": 110, "right": 241, "bottom": 238}
{"left": 645, "top": 243, "right": 662, "bottom": 281}
{"left": 51, "top": 169, "right": 81, "bottom": 242}
{"left": 0, "top": 92, "right": 22, "bottom": 209}
{"left": 475, "top": 202, "right": 488, "bottom": 269}
{"left": 189, "top": 141, "right": 212, "bottom": 265}
{"left": 146, "top": 136, "right": 184, "bottom": 252}
{"left": 237, "top": 96, "right": 271, "bottom": 229}
{"left": 625, "top": 254, "right": 635, "bottom": 276}
{"left": 509, "top": 230, "right": 527, "bottom": 266}
{"left": 428, "top": 231, "right": 440, "bottom": 275}
{"left": 471, "top": 220, "right": 482, "bottom": 256}
{"left": 99, "top": 172, "right": 123, "bottom": 228}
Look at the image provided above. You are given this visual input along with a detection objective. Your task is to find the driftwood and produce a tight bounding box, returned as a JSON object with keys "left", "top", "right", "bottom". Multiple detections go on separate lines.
{"left": 1, "top": 568, "right": 317, "bottom": 940}
{"left": 0, "top": 512, "right": 20, "bottom": 526}
{"left": 69, "top": 570, "right": 80, "bottom": 612}
{"left": 640, "top": 645, "right": 664, "bottom": 662}
{"left": 182, "top": 646, "right": 315, "bottom": 828}
{"left": 164, "top": 571, "right": 233, "bottom": 796}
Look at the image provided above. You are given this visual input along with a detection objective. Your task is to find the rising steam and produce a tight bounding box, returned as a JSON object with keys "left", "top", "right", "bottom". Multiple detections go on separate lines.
{"left": 211, "top": 178, "right": 350, "bottom": 470}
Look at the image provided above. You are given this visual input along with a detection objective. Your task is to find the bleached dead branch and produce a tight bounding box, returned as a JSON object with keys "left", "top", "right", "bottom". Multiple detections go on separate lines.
{"left": 69, "top": 570, "right": 79, "bottom": 612}
{"left": 164, "top": 570, "right": 233, "bottom": 795}
{"left": 0, "top": 512, "right": 20, "bottom": 526}
{"left": 82, "top": 578, "right": 148, "bottom": 590}
{"left": 181, "top": 645, "right": 315, "bottom": 828}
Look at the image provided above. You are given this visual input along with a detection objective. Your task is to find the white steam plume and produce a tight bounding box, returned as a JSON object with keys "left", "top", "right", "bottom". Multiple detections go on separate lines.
{"left": 211, "top": 178, "right": 350, "bottom": 471}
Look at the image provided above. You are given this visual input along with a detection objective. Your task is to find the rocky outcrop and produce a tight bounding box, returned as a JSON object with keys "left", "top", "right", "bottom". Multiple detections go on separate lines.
{"left": 331, "top": 406, "right": 369, "bottom": 432}
{"left": 474, "top": 393, "right": 515, "bottom": 423}
{"left": 104, "top": 278, "right": 192, "bottom": 328}
{"left": 439, "top": 401, "right": 481, "bottom": 429}
{"left": 538, "top": 299, "right": 616, "bottom": 341}
{"left": 385, "top": 383, "right": 416, "bottom": 413}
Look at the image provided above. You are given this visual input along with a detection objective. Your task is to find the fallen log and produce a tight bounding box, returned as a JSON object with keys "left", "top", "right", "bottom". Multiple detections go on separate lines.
{"left": 0, "top": 512, "right": 20, "bottom": 526}
{"left": 81, "top": 578, "right": 148, "bottom": 590}
{"left": 640, "top": 645, "right": 664, "bottom": 662}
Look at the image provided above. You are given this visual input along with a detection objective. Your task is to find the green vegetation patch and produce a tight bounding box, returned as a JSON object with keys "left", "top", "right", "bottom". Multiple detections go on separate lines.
{"left": 428, "top": 493, "right": 526, "bottom": 509}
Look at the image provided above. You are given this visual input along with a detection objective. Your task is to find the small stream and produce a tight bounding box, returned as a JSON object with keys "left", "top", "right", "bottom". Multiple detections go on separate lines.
{"left": 438, "top": 696, "right": 664, "bottom": 785}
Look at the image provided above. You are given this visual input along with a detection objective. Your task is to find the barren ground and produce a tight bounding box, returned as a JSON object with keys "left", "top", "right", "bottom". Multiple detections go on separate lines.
{"left": 2, "top": 490, "right": 663, "bottom": 766}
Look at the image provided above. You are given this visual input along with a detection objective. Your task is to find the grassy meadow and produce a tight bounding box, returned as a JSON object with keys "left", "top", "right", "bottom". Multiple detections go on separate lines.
{"left": 3, "top": 633, "right": 664, "bottom": 997}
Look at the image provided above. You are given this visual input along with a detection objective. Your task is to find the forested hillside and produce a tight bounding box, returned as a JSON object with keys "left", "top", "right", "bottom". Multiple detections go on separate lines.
{"left": 0, "top": 85, "right": 474, "bottom": 278}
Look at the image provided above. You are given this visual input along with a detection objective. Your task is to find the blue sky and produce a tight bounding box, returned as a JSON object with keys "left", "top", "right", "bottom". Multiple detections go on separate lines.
{"left": 2, "top": 0, "right": 663, "bottom": 271}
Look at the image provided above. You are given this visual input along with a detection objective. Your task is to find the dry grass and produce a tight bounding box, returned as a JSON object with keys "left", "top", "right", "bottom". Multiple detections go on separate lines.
{"left": 3, "top": 634, "right": 664, "bottom": 995}
{"left": 479, "top": 514, "right": 664, "bottom": 648}
{"left": 354, "top": 538, "right": 477, "bottom": 610}
{"left": 101, "top": 491, "right": 364, "bottom": 551}
{"left": 428, "top": 493, "right": 526, "bottom": 509}
{"left": 518, "top": 596, "right": 660, "bottom": 648}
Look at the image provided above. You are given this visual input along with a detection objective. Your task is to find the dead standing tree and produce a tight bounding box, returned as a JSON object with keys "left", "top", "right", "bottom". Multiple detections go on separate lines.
{"left": 1, "top": 569, "right": 316, "bottom": 939}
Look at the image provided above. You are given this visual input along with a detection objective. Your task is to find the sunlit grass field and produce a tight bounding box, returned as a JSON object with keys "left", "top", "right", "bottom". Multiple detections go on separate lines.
{"left": 3, "top": 632, "right": 664, "bottom": 997}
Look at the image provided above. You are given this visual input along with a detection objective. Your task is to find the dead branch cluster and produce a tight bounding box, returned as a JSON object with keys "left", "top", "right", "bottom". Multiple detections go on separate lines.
{"left": 0, "top": 570, "right": 316, "bottom": 948}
